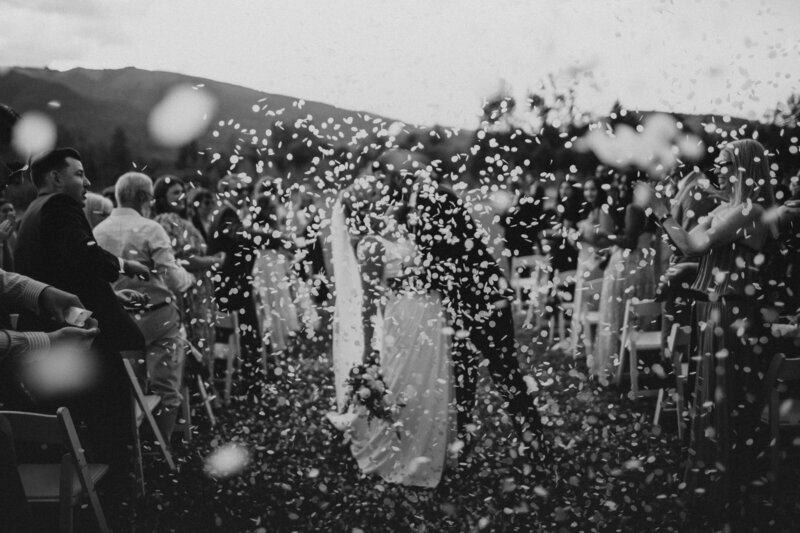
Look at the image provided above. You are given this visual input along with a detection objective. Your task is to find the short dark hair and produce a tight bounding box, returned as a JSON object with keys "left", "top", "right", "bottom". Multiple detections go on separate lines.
{"left": 30, "top": 148, "right": 82, "bottom": 188}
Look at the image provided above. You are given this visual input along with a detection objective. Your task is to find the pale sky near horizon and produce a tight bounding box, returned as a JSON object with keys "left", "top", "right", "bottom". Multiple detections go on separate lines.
{"left": 1, "top": 0, "right": 798, "bottom": 129}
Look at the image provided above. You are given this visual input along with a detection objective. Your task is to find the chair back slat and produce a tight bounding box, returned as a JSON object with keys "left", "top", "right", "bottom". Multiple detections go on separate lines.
{"left": 0, "top": 410, "right": 61, "bottom": 445}
{"left": 667, "top": 324, "right": 691, "bottom": 354}
{"left": 553, "top": 269, "right": 577, "bottom": 285}
{"left": 631, "top": 299, "right": 662, "bottom": 318}
{"left": 511, "top": 254, "right": 549, "bottom": 272}
{"left": 57, "top": 408, "right": 91, "bottom": 470}
{"left": 778, "top": 357, "right": 800, "bottom": 382}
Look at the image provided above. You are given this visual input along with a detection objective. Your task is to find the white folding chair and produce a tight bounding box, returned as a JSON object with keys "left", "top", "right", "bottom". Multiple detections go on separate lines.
{"left": 569, "top": 274, "right": 603, "bottom": 357}
{"left": 615, "top": 298, "right": 662, "bottom": 398}
{"left": 177, "top": 340, "right": 217, "bottom": 442}
{"left": 510, "top": 254, "right": 550, "bottom": 325}
{"left": 653, "top": 323, "right": 690, "bottom": 438}
{"left": 761, "top": 353, "right": 800, "bottom": 495}
{"left": 1, "top": 408, "right": 110, "bottom": 533}
{"left": 214, "top": 311, "right": 241, "bottom": 405}
{"left": 549, "top": 269, "right": 577, "bottom": 346}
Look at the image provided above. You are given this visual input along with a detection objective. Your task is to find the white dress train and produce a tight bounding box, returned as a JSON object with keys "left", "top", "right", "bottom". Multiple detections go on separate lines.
{"left": 348, "top": 236, "right": 454, "bottom": 488}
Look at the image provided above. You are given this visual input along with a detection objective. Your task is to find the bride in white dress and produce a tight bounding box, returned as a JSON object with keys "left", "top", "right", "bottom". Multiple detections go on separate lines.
{"left": 328, "top": 176, "right": 454, "bottom": 488}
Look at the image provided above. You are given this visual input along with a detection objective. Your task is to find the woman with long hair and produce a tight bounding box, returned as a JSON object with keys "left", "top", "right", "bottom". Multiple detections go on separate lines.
{"left": 250, "top": 178, "right": 300, "bottom": 355}
{"left": 646, "top": 139, "right": 775, "bottom": 522}
{"left": 187, "top": 187, "right": 215, "bottom": 242}
{"left": 153, "top": 175, "right": 224, "bottom": 365}
{"left": 592, "top": 173, "right": 657, "bottom": 382}
{"left": 568, "top": 177, "right": 615, "bottom": 357}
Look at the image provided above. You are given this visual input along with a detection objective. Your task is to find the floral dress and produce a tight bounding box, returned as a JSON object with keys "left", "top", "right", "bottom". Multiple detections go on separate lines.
{"left": 155, "top": 212, "right": 217, "bottom": 365}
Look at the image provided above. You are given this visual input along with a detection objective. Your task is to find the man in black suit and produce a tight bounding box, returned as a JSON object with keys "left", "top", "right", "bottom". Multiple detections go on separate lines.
{"left": 14, "top": 147, "right": 150, "bottom": 470}
{"left": 207, "top": 174, "right": 292, "bottom": 398}
{"left": 377, "top": 149, "right": 543, "bottom": 457}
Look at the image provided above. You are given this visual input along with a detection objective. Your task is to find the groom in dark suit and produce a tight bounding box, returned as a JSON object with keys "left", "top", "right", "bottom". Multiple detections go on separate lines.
{"left": 14, "top": 148, "right": 149, "bottom": 470}
{"left": 377, "top": 149, "right": 543, "bottom": 455}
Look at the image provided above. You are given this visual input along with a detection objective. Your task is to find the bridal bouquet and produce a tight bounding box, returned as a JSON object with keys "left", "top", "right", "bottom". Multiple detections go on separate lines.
{"left": 344, "top": 353, "right": 403, "bottom": 438}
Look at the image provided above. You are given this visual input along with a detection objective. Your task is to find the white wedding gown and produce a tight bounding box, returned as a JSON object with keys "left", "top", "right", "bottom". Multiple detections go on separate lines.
{"left": 334, "top": 234, "right": 454, "bottom": 488}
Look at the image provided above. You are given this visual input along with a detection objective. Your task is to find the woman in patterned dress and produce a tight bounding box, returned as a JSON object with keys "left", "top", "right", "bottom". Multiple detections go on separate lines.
{"left": 153, "top": 175, "right": 224, "bottom": 365}
{"left": 646, "top": 139, "right": 775, "bottom": 523}
{"left": 569, "top": 177, "right": 615, "bottom": 358}
{"left": 592, "top": 175, "right": 657, "bottom": 382}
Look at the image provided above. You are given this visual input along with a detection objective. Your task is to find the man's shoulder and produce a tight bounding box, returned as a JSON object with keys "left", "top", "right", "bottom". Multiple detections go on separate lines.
{"left": 91, "top": 215, "right": 114, "bottom": 236}
{"left": 40, "top": 192, "right": 78, "bottom": 210}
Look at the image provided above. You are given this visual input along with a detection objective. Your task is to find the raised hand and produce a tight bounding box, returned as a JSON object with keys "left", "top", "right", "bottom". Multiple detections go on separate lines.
{"left": 116, "top": 289, "right": 150, "bottom": 308}
{"left": 123, "top": 259, "right": 151, "bottom": 280}
{"left": 0, "top": 219, "right": 14, "bottom": 242}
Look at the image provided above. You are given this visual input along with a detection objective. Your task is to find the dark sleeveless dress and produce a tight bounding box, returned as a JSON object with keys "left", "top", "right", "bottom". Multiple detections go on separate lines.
{"left": 685, "top": 240, "right": 768, "bottom": 516}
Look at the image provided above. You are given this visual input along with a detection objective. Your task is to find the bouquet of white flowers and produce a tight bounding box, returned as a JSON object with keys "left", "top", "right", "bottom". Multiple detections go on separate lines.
{"left": 343, "top": 352, "right": 403, "bottom": 438}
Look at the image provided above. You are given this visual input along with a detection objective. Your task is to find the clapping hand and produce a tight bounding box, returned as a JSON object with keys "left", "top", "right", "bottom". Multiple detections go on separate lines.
{"left": 637, "top": 182, "right": 670, "bottom": 219}
{"left": 116, "top": 289, "right": 149, "bottom": 309}
{"left": 38, "top": 286, "right": 84, "bottom": 325}
{"left": 0, "top": 218, "right": 14, "bottom": 242}
{"left": 212, "top": 251, "right": 226, "bottom": 266}
{"left": 123, "top": 259, "right": 151, "bottom": 280}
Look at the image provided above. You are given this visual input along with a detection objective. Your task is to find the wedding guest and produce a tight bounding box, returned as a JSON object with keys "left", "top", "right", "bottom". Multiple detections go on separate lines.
{"left": 291, "top": 189, "right": 329, "bottom": 306}
{"left": 153, "top": 175, "right": 223, "bottom": 368}
{"left": 465, "top": 184, "right": 510, "bottom": 280}
{"left": 647, "top": 139, "right": 775, "bottom": 522}
{"left": 102, "top": 185, "right": 117, "bottom": 207}
{"left": 592, "top": 173, "right": 657, "bottom": 382}
{"left": 188, "top": 186, "right": 214, "bottom": 242}
{"left": 208, "top": 174, "right": 289, "bottom": 396}
{"left": 503, "top": 173, "right": 546, "bottom": 267}
{"left": 0, "top": 197, "right": 16, "bottom": 271}
{"left": 14, "top": 148, "right": 148, "bottom": 470}
{"left": 83, "top": 190, "right": 113, "bottom": 228}
{"left": 789, "top": 174, "right": 800, "bottom": 200}
{"left": 655, "top": 169, "right": 719, "bottom": 345}
{"left": 0, "top": 269, "right": 98, "bottom": 533}
{"left": 568, "top": 177, "right": 614, "bottom": 358}
{"left": 543, "top": 178, "right": 581, "bottom": 274}
{"left": 251, "top": 182, "right": 299, "bottom": 355}
{"left": 94, "top": 172, "right": 195, "bottom": 443}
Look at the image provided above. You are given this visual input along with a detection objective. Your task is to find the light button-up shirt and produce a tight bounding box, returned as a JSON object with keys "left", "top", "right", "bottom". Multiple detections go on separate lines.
{"left": 93, "top": 207, "right": 194, "bottom": 308}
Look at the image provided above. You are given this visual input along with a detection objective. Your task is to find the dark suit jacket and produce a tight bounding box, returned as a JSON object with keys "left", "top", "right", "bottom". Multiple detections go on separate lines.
{"left": 410, "top": 181, "right": 513, "bottom": 322}
{"left": 14, "top": 193, "right": 144, "bottom": 353}
{"left": 207, "top": 202, "right": 285, "bottom": 312}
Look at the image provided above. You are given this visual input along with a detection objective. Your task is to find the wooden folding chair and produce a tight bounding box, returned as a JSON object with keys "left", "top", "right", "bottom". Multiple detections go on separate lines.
{"left": 175, "top": 340, "right": 217, "bottom": 445}
{"left": 615, "top": 298, "right": 662, "bottom": 398}
{"left": 760, "top": 353, "right": 800, "bottom": 494}
{"left": 653, "top": 323, "right": 691, "bottom": 438}
{"left": 214, "top": 311, "right": 241, "bottom": 405}
{"left": 0, "top": 408, "right": 110, "bottom": 533}
{"left": 122, "top": 358, "right": 176, "bottom": 497}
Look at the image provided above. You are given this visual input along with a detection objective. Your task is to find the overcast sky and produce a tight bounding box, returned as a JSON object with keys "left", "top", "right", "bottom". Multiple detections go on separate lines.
{"left": 1, "top": 0, "right": 798, "bottom": 129}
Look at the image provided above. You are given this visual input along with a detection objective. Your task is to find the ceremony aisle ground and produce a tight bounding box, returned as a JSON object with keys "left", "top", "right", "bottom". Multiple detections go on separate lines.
{"left": 113, "top": 312, "right": 799, "bottom": 533}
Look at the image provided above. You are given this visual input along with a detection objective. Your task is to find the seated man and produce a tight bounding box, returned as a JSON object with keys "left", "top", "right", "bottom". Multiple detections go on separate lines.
{"left": 94, "top": 172, "right": 194, "bottom": 444}
{"left": 0, "top": 268, "right": 99, "bottom": 533}
{"left": 14, "top": 148, "right": 149, "bottom": 472}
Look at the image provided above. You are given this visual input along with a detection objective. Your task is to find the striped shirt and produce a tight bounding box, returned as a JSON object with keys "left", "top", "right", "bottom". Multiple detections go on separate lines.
{"left": 0, "top": 269, "right": 50, "bottom": 363}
